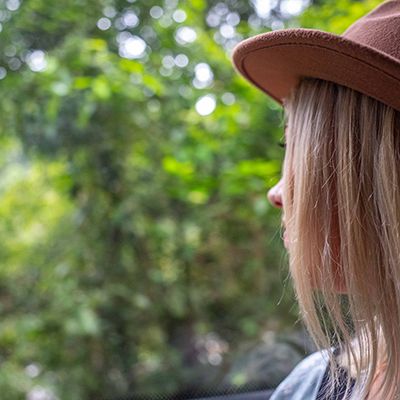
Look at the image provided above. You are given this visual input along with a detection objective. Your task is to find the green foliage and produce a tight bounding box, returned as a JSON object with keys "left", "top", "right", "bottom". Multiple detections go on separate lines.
{"left": 300, "top": 0, "right": 382, "bottom": 32}
{"left": 0, "top": 0, "right": 380, "bottom": 398}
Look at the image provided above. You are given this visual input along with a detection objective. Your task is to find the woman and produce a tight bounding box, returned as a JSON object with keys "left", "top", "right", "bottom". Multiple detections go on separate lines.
{"left": 233, "top": 1, "right": 400, "bottom": 399}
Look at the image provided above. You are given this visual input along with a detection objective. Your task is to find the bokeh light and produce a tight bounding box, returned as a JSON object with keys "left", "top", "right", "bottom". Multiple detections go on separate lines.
{"left": 193, "top": 63, "right": 213, "bottom": 89}
{"left": 172, "top": 9, "right": 186, "bottom": 23}
{"left": 174, "top": 53, "right": 189, "bottom": 68}
{"left": 122, "top": 10, "right": 139, "bottom": 28}
{"left": 226, "top": 12, "right": 240, "bottom": 26}
{"left": 195, "top": 94, "right": 216, "bottom": 116}
{"left": 220, "top": 23, "right": 235, "bottom": 39}
{"left": 118, "top": 35, "right": 147, "bottom": 59}
{"left": 221, "top": 92, "right": 235, "bottom": 105}
{"left": 4, "top": 44, "right": 16, "bottom": 57}
{"left": 8, "top": 57, "right": 21, "bottom": 70}
{"left": 103, "top": 6, "right": 117, "bottom": 18}
{"left": 97, "top": 17, "right": 112, "bottom": 30}
{"left": 252, "top": 0, "right": 272, "bottom": 18}
{"left": 27, "top": 386, "right": 56, "bottom": 400}
{"left": 150, "top": 6, "right": 163, "bottom": 19}
{"left": 26, "top": 50, "right": 47, "bottom": 72}
{"left": 0, "top": 67, "right": 7, "bottom": 80}
{"left": 175, "top": 26, "right": 197, "bottom": 45}
{"left": 271, "top": 20, "right": 285, "bottom": 30}
{"left": 6, "top": 0, "right": 20, "bottom": 11}
{"left": 281, "top": 0, "right": 310, "bottom": 16}
{"left": 162, "top": 55, "right": 175, "bottom": 69}
{"left": 25, "top": 363, "right": 41, "bottom": 378}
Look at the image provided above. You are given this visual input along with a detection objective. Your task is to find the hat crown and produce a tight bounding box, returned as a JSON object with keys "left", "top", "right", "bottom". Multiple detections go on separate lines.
{"left": 232, "top": 0, "right": 400, "bottom": 112}
{"left": 343, "top": 0, "right": 400, "bottom": 60}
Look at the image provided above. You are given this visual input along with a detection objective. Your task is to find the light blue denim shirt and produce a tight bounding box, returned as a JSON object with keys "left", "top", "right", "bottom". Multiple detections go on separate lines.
{"left": 269, "top": 351, "right": 329, "bottom": 400}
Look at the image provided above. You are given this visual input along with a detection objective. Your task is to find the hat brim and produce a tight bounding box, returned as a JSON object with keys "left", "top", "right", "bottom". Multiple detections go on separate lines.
{"left": 232, "top": 28, "right": 400, "bottom": 111}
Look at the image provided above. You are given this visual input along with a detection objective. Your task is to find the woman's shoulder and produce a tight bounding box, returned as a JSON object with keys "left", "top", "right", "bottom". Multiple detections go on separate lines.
{"left": 269, "top": 350, "right": 330, "bottom": 400}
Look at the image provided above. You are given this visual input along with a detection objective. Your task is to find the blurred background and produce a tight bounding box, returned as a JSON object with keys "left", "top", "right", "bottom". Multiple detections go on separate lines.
{"left": 0, "top": 0, "right": 380, "bottom": 398}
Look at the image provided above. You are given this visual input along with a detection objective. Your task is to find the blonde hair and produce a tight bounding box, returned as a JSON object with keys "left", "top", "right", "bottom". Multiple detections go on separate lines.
{"left": 283, "top": 77, "right": 400, "bottom": 399}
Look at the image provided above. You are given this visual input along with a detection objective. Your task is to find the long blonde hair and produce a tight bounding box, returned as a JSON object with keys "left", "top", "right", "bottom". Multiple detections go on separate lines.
{"left": 283, "top": 77, "right": 400, "bottom": 399}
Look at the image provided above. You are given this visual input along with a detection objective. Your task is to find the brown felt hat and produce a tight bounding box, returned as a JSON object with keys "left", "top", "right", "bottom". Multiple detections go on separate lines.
{"left": 232, "top": 0, "right": 400, "bottom": 112}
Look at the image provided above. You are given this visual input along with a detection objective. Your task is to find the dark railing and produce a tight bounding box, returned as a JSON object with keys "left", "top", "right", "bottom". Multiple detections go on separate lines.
{"left": 113, "top": 389, "right": 274, "bottom": 400}
{"left": 197, "top": 390, "right": 274, "bottom": 400}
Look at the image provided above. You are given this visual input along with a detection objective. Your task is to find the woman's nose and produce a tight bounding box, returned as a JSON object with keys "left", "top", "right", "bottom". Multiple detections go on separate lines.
{"left": 267, "top": 179, "right": 283, "bottom": 208}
